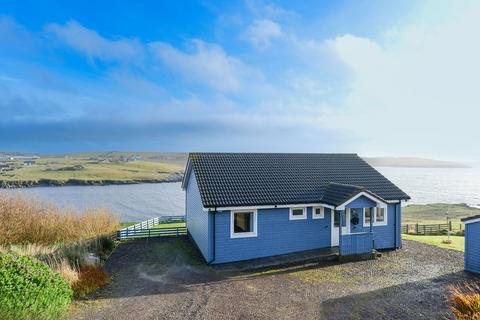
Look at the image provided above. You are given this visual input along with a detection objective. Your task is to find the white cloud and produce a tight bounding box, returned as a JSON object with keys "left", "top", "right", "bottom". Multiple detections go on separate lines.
{"left": 243, "top": 19, "right": 282, "bottom": 49}
{"left": 149, "top": 39, "right": 259, "bottom": 92}
{"left": 325, "top": 1, "right": 480, "bottom": 159}
{"left": 45, "top": 20, "right": 144, "bottom": 63}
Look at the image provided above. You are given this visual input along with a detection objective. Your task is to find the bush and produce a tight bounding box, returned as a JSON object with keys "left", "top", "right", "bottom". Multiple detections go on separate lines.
{"left": 72, "top": 265, "right": 110, "bottom": 297}
{"left": 0, "top": 193, "right": 120, "bottom": 245}
{"left": 449, "top": 282, "right": 480, "bottom": 319}
{"left": 0, "top": 253, "right": 73, "bottom": 320}
{"left": 94, "top": 235, "right": 116, "bottom": 259}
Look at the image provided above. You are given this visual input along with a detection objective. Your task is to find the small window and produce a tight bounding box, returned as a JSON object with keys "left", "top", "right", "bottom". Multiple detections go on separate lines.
{"left": 231, "top": 210, "right": 257, "bottom": 238}
{"left": 313, "top": 206, "right": 325, "bottom": 219}
{"left": 376, "top": 207, "right": 385, "bottom": 222}
{"left": 289, "top": 207, "right": 306, "bottom": 220}
{"left": 363, "top": 207, "right": 388, "bottom": 226}
{"left": 334, "top": 211, "right": 340, "bottom": 227}
{"left": 364, "top": 208, "right": 372, "bottom": 225}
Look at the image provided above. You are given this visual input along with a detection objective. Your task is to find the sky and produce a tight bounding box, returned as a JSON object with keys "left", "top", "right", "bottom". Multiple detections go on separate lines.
{"left": 0, "top": 0, "right": 479, "bottom": 160}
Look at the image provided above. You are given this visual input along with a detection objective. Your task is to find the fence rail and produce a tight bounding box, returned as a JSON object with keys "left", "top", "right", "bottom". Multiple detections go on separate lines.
{"left": 122, "top": 215, "right": 185, "bottom": 231}
{"left": 117, "top": 215, "right": 186, "bottom": 240}
{"left": 401, "top": 222, "right": 463, "bottom": 235}
{"left": 117, "top": 226, "right": 187, "bottom": 240}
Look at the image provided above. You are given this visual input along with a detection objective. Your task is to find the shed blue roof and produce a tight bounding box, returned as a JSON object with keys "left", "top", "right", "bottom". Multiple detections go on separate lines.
{"left": 184, "top": 153, "right": 410, "bottom": 208}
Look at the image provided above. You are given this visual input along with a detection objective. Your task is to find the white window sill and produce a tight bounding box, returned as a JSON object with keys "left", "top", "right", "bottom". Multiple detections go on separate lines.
{"left": 290, "top": 216, "right": 307, "bottom": 220}
{"left": 231, "top": 232, "right": 257, "bottom": 239}
{"left": 363, "top": 222, "right": 387, "bottom": 227}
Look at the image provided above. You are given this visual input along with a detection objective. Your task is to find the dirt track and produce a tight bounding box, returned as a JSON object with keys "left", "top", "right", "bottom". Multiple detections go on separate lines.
{"left": 70, "top": 237, "right": 476, "bottom": 320}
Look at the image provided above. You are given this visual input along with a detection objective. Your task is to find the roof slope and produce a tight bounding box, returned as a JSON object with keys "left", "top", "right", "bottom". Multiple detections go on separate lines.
{"left": 186, "top": 153, "right": 410, "bottom": 208}
{"left": 321, "top": 183, "right": 365, "bottom": 207}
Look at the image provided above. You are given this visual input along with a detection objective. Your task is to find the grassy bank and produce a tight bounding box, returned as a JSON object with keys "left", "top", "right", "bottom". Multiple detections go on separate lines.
{"left": 0, "top": 193, "right": 120, "bottom": 319}
{"left": 0, "top": 152, "right": 186, "bottom": 187}
{"left": 402, "top": 203, "right": 480, "bottom": 225}
{"left": 403, "top": 234, "right": 464, "bottom": 252}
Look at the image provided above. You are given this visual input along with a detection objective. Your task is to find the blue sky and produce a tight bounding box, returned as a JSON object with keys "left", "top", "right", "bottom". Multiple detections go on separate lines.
{"left": 1, "top": 0, "right": 478, "bottom": 160}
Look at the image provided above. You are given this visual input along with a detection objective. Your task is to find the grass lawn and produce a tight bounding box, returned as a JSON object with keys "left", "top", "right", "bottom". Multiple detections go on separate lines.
{"left": 151, "top": 222, "right": 185, "bottom": 229}
{"left": 403, "top": 234, "right": 465, "bottom": 252}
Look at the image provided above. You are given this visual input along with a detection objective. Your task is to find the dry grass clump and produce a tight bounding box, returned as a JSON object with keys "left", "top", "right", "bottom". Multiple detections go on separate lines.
{"left": 0, "top": 193, "right": 120, "bottom": 245}
{"left": 449, "top": 282, "right": 480, "bottom": 319}
{"left": 72, "top": 265, "right": 110, "bottom": 296}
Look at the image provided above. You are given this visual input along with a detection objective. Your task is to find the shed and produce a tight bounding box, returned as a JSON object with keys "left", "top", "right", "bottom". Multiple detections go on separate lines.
{"left": 462, "top": 215, "right": 480, "bottom": 274}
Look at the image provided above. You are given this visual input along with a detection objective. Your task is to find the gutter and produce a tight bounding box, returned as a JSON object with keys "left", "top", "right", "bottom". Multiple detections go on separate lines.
{"left": 394, "top": 203, "right": 398, "bottom": 248}
{"left": 208, "top": 208, "right": 216, "bottom": 264}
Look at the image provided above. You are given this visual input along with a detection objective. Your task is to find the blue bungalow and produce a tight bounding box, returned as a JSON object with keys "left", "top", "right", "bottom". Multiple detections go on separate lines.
{"left": 461, "top": 215, "right": 480, "bottom": 274}
{"left": 182, "top": 153, "right": 410, "bottom": 264}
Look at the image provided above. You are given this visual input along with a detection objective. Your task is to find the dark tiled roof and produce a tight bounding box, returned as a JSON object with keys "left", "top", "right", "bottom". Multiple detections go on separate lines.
{"left": 461, "top": 215, "right": 480, "bottom": 223}
{"left": 186, "top": 153, "right": 410, "bottom": 208}
{"left": 321, "top": 183, "right": 388, "bottom": 206}
{"left": 321, "top": 183, "right": 364, "bottom": 206}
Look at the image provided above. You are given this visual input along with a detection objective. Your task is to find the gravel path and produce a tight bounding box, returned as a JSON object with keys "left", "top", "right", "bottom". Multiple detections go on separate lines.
{"left": 70, "top": 237, "right": 477, "bottom": 320}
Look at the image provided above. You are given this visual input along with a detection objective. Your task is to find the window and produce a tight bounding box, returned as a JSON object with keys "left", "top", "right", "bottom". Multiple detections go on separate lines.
{"left": 364, "top": 208, "right": 372, "bottom": 225}
{"left": 376, "top": 207, "right": 385, "bottom": 223}
{"left": 363, "top": 207, "right": 388, "bottom": 227}
{"left": 230, "top": 210, "right": 257, "bottom": 238}
{"left": 334, "top": 211, "right": 340, "bottom": 227}
{"left": 313, "top": 206, "right": 325, "bottom": 219}
{"left": 289, "top": 207, "right": 306, "bottom": 220}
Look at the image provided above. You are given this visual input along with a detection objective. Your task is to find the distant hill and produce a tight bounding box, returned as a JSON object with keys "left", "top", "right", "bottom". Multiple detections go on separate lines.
{"left": 363, "top": 157, "right": 469, "bottom": 168}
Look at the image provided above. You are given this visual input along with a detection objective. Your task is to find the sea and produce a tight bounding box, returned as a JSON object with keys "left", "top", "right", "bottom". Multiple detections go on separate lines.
{"left": 3, "top": 167, "right": 480, "bottom": 221}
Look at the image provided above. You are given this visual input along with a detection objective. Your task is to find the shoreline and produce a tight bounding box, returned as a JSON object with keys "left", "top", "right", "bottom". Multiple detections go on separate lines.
{"left": 0, "top": 176, "right": 183, "bottom": 189}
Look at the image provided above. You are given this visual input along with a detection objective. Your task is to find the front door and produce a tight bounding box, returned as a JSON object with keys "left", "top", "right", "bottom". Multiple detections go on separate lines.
{"left": 331, "top": 209, "right": 350, "bottom": 246}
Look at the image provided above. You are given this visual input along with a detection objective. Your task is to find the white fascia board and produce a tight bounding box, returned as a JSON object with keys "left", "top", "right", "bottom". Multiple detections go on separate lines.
{"left": 210, "top": 202, "right": 335, "bottom": 212}
{"left": 181, "top": 158, "right": 192, "bottom": 190}
{"left": 336, "top": 191, "right": 387, "bottom": 211}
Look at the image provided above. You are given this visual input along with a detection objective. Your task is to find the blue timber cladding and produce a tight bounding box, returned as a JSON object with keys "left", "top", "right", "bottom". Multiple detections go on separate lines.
{"left": 213, "top": 207, "right": 332, "bottom": 264}
{"left": 345, "top": 196, "right": 377, "bottom": 209}
{"left": 465, "top": 221, "right": 480, "bottom": 274}
{"left": 185, "top": 170, "right": 212, "bottom": 262}
{"left": 347, "top": 202, "right": 400, "bottom": 250}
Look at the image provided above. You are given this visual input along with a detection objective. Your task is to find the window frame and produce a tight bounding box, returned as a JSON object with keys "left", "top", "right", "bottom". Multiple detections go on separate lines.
{"left": 375, "top": 207, "right": 387, "bottom": 225}
{"left": 289, "top": 207, "right": 307, "bottom": 220}
{"left": 312, "top": 206, "right": 325, "bottom": 219}
{"left": 363, "top": 206, "right": 388, "bottom": 227}
{"left": 230, "top": 209, "right": 258, "bottom": 238}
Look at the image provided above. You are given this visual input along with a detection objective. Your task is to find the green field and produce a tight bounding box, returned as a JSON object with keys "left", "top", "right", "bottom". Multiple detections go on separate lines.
{"left": 402, "top": 203, "right": 480, "bottom": 225}
{"left": 403, "top": 234, "right": 464, "bottom": 252}
{"left": 0, "top": 152, "right": 187, "bottom": 187}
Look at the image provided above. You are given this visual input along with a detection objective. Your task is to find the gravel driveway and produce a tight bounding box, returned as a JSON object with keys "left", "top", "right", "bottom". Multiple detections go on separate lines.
{"left": 70, "top": 237, "right": 477, "bottom": 320}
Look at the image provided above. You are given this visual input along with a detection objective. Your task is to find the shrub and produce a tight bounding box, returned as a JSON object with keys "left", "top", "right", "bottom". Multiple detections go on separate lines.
{"left": 72, "top": 265, "right": 110, "bottom": 297}
{"left": 449, "top": 282, "right": 480, "bottom": 319}
{"left": 0, "top": 193, "right": 120, "bottom": 245}
{"left": 440, "top": 229, "right": 449, "bottom": 235}
{"left": 94, "top": 235, "right": 116, "bottom": 259}
{"left": 0, "top": 253, "right": 73, "bottom": 320}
